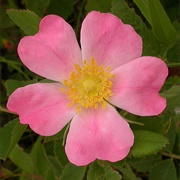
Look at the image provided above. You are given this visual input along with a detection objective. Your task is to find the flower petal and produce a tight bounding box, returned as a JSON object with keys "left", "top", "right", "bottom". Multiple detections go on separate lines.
{"left": 18, "top": 15, "right": 82, "bottom": 82}
{"left": 7, "top": 83, "right": 76, "bottom": 136}
{"left": 65, "top": 105, "right": 134, "bottom": 166}
{"left": 110, "top": 57, "right": 168, "bottom": 116}
{"left": 81, "top": 11, "right": 142, "bottom": 69}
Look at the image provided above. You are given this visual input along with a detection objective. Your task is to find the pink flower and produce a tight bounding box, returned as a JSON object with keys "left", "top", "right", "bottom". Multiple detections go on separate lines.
{"left": 7, "top": 11, "right": 168, "bottom": 166}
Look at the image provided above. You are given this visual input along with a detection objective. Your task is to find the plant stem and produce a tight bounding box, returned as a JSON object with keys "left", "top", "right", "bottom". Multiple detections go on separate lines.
{"left": 0, "top": 106, "right": 16, "bottom": 114}
{"left": 162, "top": 152, "right": 180, "bottom": 160}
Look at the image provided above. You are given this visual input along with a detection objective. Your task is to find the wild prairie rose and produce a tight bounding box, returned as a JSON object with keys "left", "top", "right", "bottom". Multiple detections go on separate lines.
{"left": 7, "top": 11, "right": 168, "bottom": 166}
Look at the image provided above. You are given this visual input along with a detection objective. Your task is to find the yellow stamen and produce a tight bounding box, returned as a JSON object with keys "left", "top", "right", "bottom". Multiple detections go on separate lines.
{"left": 62, "top": 58, "right": 114, "bottom": 113}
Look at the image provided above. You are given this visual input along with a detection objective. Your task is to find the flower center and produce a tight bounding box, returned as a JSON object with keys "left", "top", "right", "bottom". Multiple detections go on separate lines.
{"left": 62, "top": 59, "right": 114, "bottom": 113}
{"left": 83, "top": 80, "right": 95, "bottom": 92}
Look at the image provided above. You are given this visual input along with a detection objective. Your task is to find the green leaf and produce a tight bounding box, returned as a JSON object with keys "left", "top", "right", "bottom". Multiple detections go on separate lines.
{"left": 30, "top": 138, "right": 52, "bottom": 179}
{"left": 129, "top": 130, "right": 168, "bottom": 157}
{"left": 87, "top": 161, "right": 104, "bottom": 180}
{"left": 9, "top": 145, "right": 34, "bottom": 173}
{"left": 149, "top": 159, "right": 177, "bottom": 180}
{"left": 161, "top": 85, "right": 180, "bottom": 113}
{"left": 164, "top": 119, "right": 176, "bottom": 153}
{"left": 61, "top": 163, "right": 87, "bottom": 180}
{"left": 103, "top": 166, "right": 122, "bottom": 180}
{"left": 7, "top": 9, "right": 40, "bottom": 35}
{"left": 118, "top": 164, "right": 138, "bottom": 180}
{"left": 47, "top": 156, "right": 62, "bottom": 177}
{"left": 167, "top": 36, "right": 180, "bottom": 64}
{"left": 148, "top": 0, "right": 177, "bottom": 45}
{"left": 5, "top": 79, "right": 37, "bottom": 96}
{"left": 131, "top": 155, "right": 161, "bottom": 173}
{"left": 0, "top": 119, "right": 27, "bottom": 160}
{"left": 87, "top": 161, "right": 122, "bottom": 180}
{"left": 86, "top": 0, "right": 111, "bottom": 13}
{"left": 54, "top": 139, "right": 68, "bottom": 167}
{"left": 133, "top": 0, "right": 151, "bottom": 24}
{"left": 22, "top": 0, "right": 50, "bottom": 17}
{"left": 46, "top": 169, "right": 56, "bottom": 180}
{"left": 111, "top": 0, "right": 160, "bottom": 56}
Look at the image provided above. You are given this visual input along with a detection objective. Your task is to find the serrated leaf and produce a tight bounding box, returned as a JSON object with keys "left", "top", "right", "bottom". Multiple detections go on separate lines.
{"left": 87, "top": 161, "right": 104, "bottom": 180}
{"left": 47, "top": 156, "right": 62, "bottom": 177}
{"left": 0, "top": 119, "right": 26, "bottom": 160}
{"left": 7, "top": 9, "right": 40, "bottom": 35}
{"left": 5, "top": 79, "right": 37, "bottom": 96}
{"left": 86, "top": 0, "right": 111, "bottom": 13}
{"left": 30, "top": 136, "right": 54, "bottom": 179}
{"left": 88, "top": 161, "right": 122, "bottom": 180}
{"left": 111, "top": 0, "right": 160, "bottom": 56}
{"left": 129, "top": 130, "right": 168, "bottom": 157}
{"left": 36, "top": 144, "right": 51, "bottom": 178}
{"left": 149, "top": 159, "right": 177, "bottom": 180}
{"left": 131, "top": 155, "right": 161, "bottom": 173}
{"left": 9, "top": 145, "right": 34, "bottom": 173}
{"left": 148, "top": 0, "right": 177, "bottom": 45}
{"left": 61, "top": 163, "right": 87, "bottom": 180}
{"left": 22, "top": 0, "right": 50, "bottom": 17}
{"left": 54, "top": 139, "right": 68, "bottom": 167}
{"left": 118, "top": 165, "right": 138, "bottom": 180}
{"left": 103, "top": 166, "right": 122, "bottom": 180}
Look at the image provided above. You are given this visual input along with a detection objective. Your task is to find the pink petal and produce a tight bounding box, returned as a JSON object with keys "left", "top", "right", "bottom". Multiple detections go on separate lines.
{"left": 110, "top": 57, "right": 168, "bottom": 116}
{"left": 65, "top": 104, "right": 134, "bottom": 166}
{"left": 7, "top": 83, "right": 76, "bottom": 136}
{"left": 18, "top": 15, "right": 82, "bottom": 82}
{"left": 81, "top": 11, "right": 142, "bottom": 69}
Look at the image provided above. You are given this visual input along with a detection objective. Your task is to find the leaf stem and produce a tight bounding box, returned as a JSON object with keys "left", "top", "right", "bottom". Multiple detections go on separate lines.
{"left": 126, "top": 119, "right": 144, "bottom": 126}
{"left": 162, "top": 152, "right": 180, "bottom": 160}
{"left": 0, "top": 56, "right": 31, "bottom": 80}
{"left": 0, "top": 106, "right": 16, "bottom": 114}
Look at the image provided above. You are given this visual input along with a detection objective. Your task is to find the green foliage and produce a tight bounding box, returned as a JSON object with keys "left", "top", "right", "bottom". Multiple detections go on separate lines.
{"left": 54, "top": 139, "right": 69, "bottom": 167}
{"left": 46, "top": 0, "right": 74, "bottom": 19}
{"left": 130, "top": 155, "right": 162, "bottom": 173}
{"left": 133, "top": 0, "right": 151, "bottom": 24}
{"left": 5, "top": 79, "right": 37, "bottom": 96}
{"left": 115, "top": 164, "right": 138, "bottom": 180}
{"left": 9, "top": 145, "right": 34, "bottom": 173}
{"left": 61, "top": 163, "right": 87, "bottom": 180}
{"left": 149, "top": 159, "right": 177, "bottom": 180}
{"left": 0, "top": 0, "right": 179, "bottom": 179}
{"left": 7, "top": 9, "right": 40, "bottom": 35}
{"left": 148, "top": 0, "right": 177, "bottom": 45}
{"left": 129, "top": 130, "right": 168, "bottom": 157}
{"left": 22, "top": 0, "right": 50, "bottom": 17}
{"left": 0, "top": 5, "right": 15, "bottom": 29}
{"left": 111, "top": 0, "right": 160, "bottom": 56}
{"left": 86, "top": 0, "right": 111, "bottom": 13}
{"left": 87, "top": 161, "right": 122, "bottom": 180}
{"left": 0, "top": 118, "right": 27, "bottom": 160}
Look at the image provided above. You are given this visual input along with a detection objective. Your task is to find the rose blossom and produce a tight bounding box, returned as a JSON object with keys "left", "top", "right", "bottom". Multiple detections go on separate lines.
{"left": 7, "top": 11, "right": 168, "bottom": 166}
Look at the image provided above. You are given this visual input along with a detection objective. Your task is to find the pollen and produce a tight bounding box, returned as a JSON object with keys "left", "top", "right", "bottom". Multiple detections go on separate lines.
{"left": 62, "top": 58, "right": 114, "bottom": 113}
